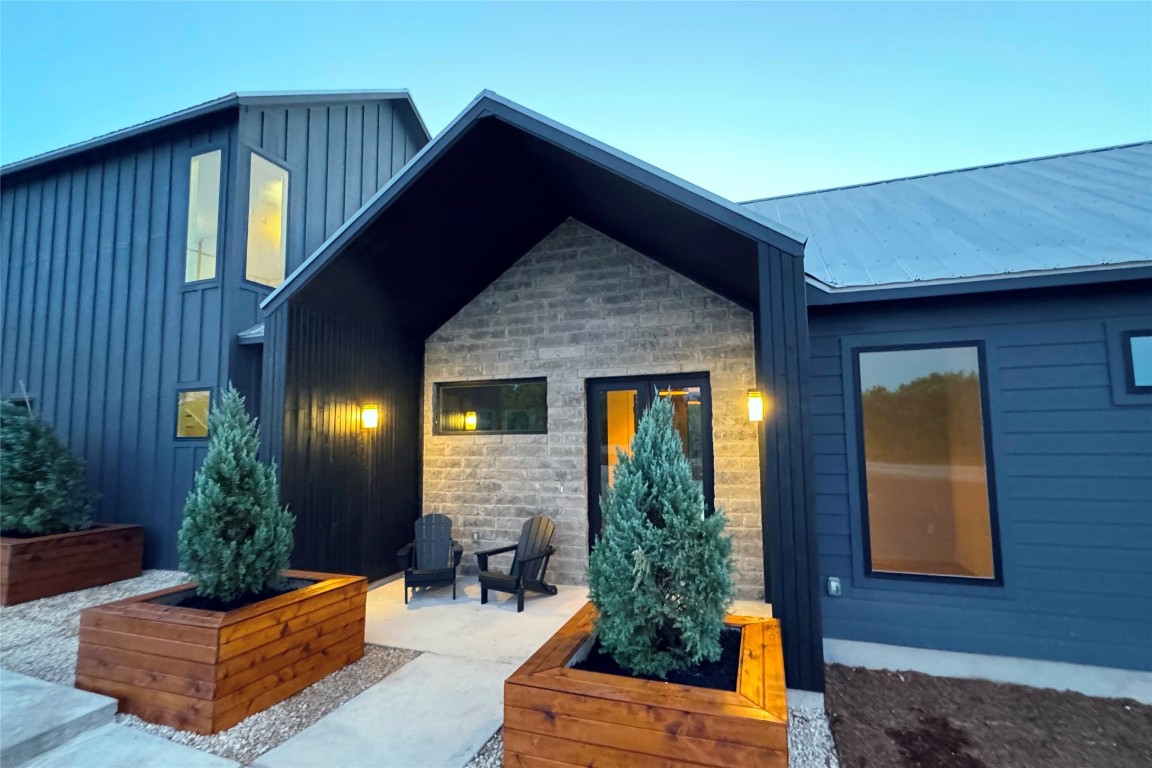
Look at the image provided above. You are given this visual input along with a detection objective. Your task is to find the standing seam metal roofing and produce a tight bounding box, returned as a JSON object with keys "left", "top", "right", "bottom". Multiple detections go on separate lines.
{"left": 742, "top": 142, "right": 1152, "bottom": 288}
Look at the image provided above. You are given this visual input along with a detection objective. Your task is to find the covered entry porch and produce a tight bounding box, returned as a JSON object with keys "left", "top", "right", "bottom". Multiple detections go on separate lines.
{"left": 258, "top": 92, "right": 824, "bottom": 691}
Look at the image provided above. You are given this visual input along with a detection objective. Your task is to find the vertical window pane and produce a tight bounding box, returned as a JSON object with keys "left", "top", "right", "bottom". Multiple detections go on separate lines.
{"left": 176, "top": 390, "right": 211, "bottom": 438}
{"left": 1128, "top": 333, "right": 1152, "bottom": 389}
{"left": 601, "top": 389, "right": 637, "bottom": 495}
{"left": 245, "top": 154, "right": 289, "bottom": 287}
{"left": 185, "top": 150, "right": 221, "bottom": 282}
{"left": 858, "top": 346, "right": 996, "bottom": 579}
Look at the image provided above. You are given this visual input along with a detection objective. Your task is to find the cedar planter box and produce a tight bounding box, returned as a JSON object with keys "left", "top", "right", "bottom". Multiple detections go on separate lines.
{"left": 0, "top": 524, "right": 144, "bottom": 606}
{"left": 75, "top": 569, "right": 366, "bottom": 734}
{"left": 504, "top": 602, "right": 788, "bottom": 767}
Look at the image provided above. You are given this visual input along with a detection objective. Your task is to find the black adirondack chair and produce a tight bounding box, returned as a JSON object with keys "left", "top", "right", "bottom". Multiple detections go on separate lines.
{"left": 476, "top": 514, "right": 558, "bottom": 612}
{"left": 396, "top": 513, "right": 464, "bottom": 604}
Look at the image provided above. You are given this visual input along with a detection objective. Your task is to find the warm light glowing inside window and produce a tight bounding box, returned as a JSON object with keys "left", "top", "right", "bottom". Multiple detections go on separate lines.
{"left": 361, "top": 406, "right": 379, "bottom": 429}
{"left": 245, "top": 154, "right": 289, "bottom": 287}
{"left": 185, "top": 150, "right": 221, "bottom": 282}
{"left": 464, "top": 411, "right": 478, "bottom": 431}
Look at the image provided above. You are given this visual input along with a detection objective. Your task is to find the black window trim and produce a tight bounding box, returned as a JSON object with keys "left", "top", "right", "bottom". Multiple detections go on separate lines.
{"left": 179, "top": 143, "right": 228, "bottom": 289}
{"left": 1120, "top": 329, "right": 1152, "bottom": 395}
{"left": 851, "top": 340, "right": 1004, "bottom": 587}
{"left": 432, "top": 376, "right": 549, "bottom": 436}
{"left": 174, "top": 386, "right": 213, "bottom": 441}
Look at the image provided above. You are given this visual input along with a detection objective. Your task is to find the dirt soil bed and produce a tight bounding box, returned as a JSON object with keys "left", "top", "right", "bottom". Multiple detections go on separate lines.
{"left": 826, "top": 664, "right": 1152, "bottom": 768}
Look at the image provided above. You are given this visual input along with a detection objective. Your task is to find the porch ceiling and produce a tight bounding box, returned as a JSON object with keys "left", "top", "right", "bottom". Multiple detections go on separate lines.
{"left": 265, "top": 92, "right": 804, "bottom": 337}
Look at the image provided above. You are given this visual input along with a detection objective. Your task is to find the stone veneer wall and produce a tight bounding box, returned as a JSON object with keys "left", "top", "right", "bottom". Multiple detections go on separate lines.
{"left": 422, "top": 219, "right": 765, "bottom": 599}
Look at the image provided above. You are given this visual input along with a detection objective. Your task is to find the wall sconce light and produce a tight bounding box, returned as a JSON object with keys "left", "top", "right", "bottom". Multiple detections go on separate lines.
{"left": 464, "top": 411, "right": 477, "bottom": 431}
{"left": 361, "top": 405, "right": 379, "bottom": 429}
{"left": 747, "top": 390, "right": 764, "bottom": 423}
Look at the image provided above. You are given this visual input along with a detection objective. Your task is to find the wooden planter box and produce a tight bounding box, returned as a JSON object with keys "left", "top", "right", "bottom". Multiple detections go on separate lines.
{"left": 504, "top": 602, "right": 788, "bottom": 767}
{"left": 0, "top": 524, "right": 144, "bottom": 606}
{"left": 75, "top": 569, "right": 366, "bottom": 734}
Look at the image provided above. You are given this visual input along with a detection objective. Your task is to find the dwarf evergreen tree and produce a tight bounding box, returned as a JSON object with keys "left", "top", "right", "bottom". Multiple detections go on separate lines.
{"left": 0, "top": 400, "right": 95, "bottom": 535}
{"left": 177, "top": 386, "right": 294, "bottom": 602}
{"left": 587, "top": 395, "right": 735, "bottom": 678}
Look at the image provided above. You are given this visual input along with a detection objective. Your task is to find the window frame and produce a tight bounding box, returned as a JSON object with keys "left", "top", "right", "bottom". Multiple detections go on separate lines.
{"left": 1105, "top": 318, "right": 1152, "bottom": 406}
{"left": 174, "top": 387, "right": 213, "bottom": 441}
{"left": 850, "top": 340, "right": 1005, "bottom": 588}
{"left": 432, "top": 377, "right": 549, "bottom": 436}
{"left": 241, "top": 147, "right": 292, "bottom": 290}
{"left": 179, "top": 144, "right": 227, "bottom": 288}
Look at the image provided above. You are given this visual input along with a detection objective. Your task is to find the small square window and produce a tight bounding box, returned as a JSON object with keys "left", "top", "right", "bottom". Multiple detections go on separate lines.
{"left": 176, "top": 390, "right": 211, "bottom": 438}
{"left": 1123, "top": 331, "right": 1152, "bottom": 394}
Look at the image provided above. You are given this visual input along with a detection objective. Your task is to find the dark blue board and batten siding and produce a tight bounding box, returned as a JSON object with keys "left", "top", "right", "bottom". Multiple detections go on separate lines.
{"left": 1, "top": 115, "right": 236, "bottom": 568}
{"left": 809, "top": 281, "right": 1152, "bottom": 671}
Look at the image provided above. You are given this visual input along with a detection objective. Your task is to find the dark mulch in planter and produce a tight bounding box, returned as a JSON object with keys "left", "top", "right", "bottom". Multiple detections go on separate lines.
{"left": 825, "top": 664, "right": 1152, "bottom": 768}
{"left": 149, "top": 577, "right": 315, "bottom": 612}
{"left": 571, "top": 625, "right": 742, "bottom": 691}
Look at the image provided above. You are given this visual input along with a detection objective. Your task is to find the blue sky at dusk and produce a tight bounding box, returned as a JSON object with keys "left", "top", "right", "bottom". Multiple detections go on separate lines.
{"left": 1, "top": 2, "right": 1148, "bottom": 200}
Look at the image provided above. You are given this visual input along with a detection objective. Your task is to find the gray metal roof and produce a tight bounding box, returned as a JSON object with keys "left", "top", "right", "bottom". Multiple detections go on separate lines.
{"left": 742, "top": 142, "right": 1152, "bottom": 289}
{"left": 1, "top": 90, "right": 430, "bottom": 178}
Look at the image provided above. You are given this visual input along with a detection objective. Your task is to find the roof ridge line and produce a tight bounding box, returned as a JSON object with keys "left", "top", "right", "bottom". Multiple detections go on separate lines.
{"left": 739, "top": 139, "right": 1152, "bottom": 204}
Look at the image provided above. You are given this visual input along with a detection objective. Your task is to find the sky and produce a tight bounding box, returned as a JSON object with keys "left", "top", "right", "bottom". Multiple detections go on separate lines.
{"left": 1, "top": 2, "right": 1149, "bottom": 201}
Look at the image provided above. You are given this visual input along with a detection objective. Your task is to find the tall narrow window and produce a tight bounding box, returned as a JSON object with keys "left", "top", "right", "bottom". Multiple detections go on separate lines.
{"left": 855, "top": 344, "right": 998, "bottom": 581}
{"left": 245, "top": 154, "right": 289, "bottom": 287}
{"left": 1122, "top": 331, "right": 1152, "bottom": 394}
{"left": 184, "top": 150, "right": 221, "bottom": 282}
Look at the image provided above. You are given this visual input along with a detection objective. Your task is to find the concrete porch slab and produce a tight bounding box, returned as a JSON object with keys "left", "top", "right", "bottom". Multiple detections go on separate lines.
{"left": 23, "top": 724, "right": 239, "bottom": 768}
{"left": 251, "top": 653, "right": 516, "bottom": 768}
{"left": 364, "top": 576, "right": 589, "bottom": 665}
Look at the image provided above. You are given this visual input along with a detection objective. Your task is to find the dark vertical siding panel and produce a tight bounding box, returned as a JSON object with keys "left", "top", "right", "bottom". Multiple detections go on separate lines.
{"left": 344, "top": 106, "right": 363, "bottom": 221}
{"left": 0, "top": 187, "right": 19, "bottom": 392}
{"left": 261, "top": 108, "right": 288, "bottom": 160}
{"left": 278, "top": 302, "right": 420, "bottom": 580}
{"left": 378, "top": 103, "right": 395, "bottom": 186}
{"left": 304, "top": 108, "right": 328, "bottom": 257}
{"left": 757, "top": 243, "right": 824, "bottom": 692}
{"left": 53, "top": 170, "right": 83, "bottom": 441}
{"left": 103, "top": 155, "right": 136, "bottom": 514}
{"left": 361, "top": 104, "right": 379, "bottom": 203}
{"left": 325, "top": 108, "right": 347, "bottom": 235}
{"left": 31, "top": 177, "right": 59, "bottom": 410}
{"left": 284, "top": 109, "right": 309, "bottom": 272}
{"left": 85, "top": 160, "right": 119, "bottom": 500}
{"left": 42, "top": 171, "right": 73, "bottom": 423}
{"left": 390, "top": 106, "right": 406, "bottom": 181}
{"left": 16, "top": 180, "right": 43, "bottom": 394}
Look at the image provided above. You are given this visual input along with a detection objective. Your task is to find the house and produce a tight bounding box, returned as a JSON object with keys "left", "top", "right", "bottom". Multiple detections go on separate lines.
{"left": 2, "top": 91, "right": 1149, "bottom": 697}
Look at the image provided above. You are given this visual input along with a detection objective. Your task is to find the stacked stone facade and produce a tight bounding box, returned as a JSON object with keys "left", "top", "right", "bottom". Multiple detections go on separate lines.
{"left": 422, "top": 219, "right": 765, "bottom": 598}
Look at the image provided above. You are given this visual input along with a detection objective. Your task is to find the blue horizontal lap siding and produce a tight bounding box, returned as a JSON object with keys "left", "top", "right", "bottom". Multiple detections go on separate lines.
{"left": 809, "top": 283, "right": 1152, "bottom": 671}
{"left": 0, "top": 120, "right": 235, "bottom": 568}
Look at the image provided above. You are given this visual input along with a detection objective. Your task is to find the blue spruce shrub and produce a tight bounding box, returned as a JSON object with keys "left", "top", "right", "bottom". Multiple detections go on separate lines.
{"left": 0, "top": 400, "right": 95, "bottom": 535}
{"left": 587, "top": 395, "right": 735, "bottom": 678}
{"left": 177, "top": 385, "right": 294, "bottom": 602}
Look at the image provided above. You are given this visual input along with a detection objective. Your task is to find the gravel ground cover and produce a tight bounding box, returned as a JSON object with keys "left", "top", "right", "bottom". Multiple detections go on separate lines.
{"left": 462, "top": 703, "right": 842, "bottom": 768}
{"left": 826, "top": 664, "right": 1152, "bottom": 768}
{"left": 121, "top": 644, "right": 420, "bottom": 764}
{"left": 0, "top": 571, "right": 422, "bottom": 766}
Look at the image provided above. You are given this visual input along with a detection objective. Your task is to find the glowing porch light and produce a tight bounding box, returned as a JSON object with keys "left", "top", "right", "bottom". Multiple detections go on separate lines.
{"left": 361, "top": 405, "right": 379, "bottom": 429}
{"left": 747, "top": 390, "right": 764, "bottom": 423}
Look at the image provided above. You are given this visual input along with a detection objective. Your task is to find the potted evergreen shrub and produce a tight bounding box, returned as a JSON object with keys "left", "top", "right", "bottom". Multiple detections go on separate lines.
{"left": 504, "top": 397, "right": 789, "bottom": 766}
{"left": 75, "top": 386, "right": 368, "bottom": 734}
{"left": 0, "top": 400, "right": 142, "bottom": 605}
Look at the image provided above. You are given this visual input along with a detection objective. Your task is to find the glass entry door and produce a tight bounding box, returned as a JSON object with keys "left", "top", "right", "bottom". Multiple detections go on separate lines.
{"left": 586, "top": 374, "right": 713, "bottom": 551}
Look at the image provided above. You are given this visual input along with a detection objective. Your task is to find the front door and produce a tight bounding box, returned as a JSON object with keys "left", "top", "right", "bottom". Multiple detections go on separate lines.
{"left": 586, "top": 374, "right": 714, "bottom": 552}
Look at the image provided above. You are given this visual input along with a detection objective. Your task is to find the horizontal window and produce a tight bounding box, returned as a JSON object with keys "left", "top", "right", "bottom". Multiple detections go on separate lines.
{"left": 176, "top": 390, "right": 211, "bottom": 439}
{"left": 855, "top": 344, "right": 999, "bottom": 583}
{"left": 185, "top": 150, "right": 222, "bottom": 282}
{"left": 435, "top": 378, "right": 547, "bottom": 434}
{"left": 1123, "top": 330, "right": 1152, "bottom": 394}
{"left": 245, "top": 154, "right": 289, "bottom": 288}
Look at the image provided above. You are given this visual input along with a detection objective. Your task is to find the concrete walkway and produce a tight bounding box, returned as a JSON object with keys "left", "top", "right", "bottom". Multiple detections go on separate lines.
{"left": 252, "top": 576, "right": 589, "bottom": 768}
